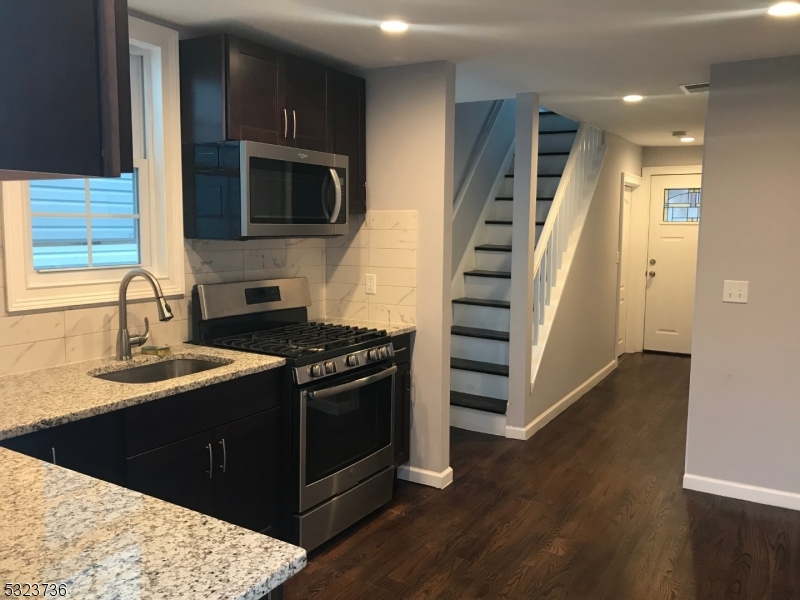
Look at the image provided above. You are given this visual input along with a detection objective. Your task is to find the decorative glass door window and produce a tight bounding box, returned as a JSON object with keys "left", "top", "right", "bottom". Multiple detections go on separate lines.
{"left": 663, "top": 188, "right": 701, "bottom": 223}
{"left": 29, "top": 172, "right": 140, "bottom": 270}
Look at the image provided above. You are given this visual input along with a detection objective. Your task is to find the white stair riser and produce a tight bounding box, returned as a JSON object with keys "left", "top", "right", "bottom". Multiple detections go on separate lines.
{"left": 499, "top": 178, "right": 514, "bottom": 197}
{"left": 451, "top": 335, "right": 509, "bottom": 365}
{"left": 539, "top": 154, "right": 569, "bottom": 174}
{"left": 538, "top": 176, "right": 560, "bottom": 197}
{"left": 484, "top": 223, "right": 512, "bottom": 245}
{"left": 539, "top": 132, "right": 577, "bottom": 153}
{"left": 451, "top": 368, "right": 509, "bottom": 400}
{"left": 465, "top": 275, "right": 511, "bottom": 302}
{"left": 537, "top": 200, "right": 552, "bottom": 222}
{"left": 492, "top": 200, "right": 513, "bottom": 220}
{"left": 539, "top": 114, "right": 579, "bottom": 132}
{"left": 453, "top": 304, "right": 510, "bottom": 332}
{"left": 475, "top": 250, "right": 511, "bottom": 271}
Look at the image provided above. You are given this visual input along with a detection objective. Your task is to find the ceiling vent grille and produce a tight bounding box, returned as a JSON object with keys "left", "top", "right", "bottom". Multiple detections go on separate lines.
{"left": 680, "top": 82, "right": 710, "bottom": 95}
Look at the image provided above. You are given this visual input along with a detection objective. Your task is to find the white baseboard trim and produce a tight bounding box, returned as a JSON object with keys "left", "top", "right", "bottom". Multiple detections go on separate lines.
{"left": 450, "top": 405, "right": 507, "bottom": 437}
{"left": 683, "top": 473, "right": 800, "bottom": 511}
{"left": 397, "top": 465, "right": 454, "bottom": 489}
{"left": 506, "top": 359, "right": 617, "bottom": 440}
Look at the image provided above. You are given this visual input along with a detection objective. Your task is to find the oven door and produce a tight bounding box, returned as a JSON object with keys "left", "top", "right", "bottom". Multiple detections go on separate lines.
{"left": 241, "top": 141, "right": 348, "bottom": 238}
{"left": 298, "top": 364, "right": 396, "bottom": 513}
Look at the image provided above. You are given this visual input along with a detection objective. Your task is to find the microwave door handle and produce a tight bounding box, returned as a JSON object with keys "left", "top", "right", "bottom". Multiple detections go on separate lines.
{"left": 329, "top": 168, "right": 342, "bottom": 224}
{"left": 321, "top": 171, "right": 332, "bottom": 220}
{"left": 308, "top": 365, "right": 397, "bottom": 400}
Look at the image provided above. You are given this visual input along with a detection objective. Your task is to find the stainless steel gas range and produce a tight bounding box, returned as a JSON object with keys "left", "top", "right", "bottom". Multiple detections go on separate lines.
{"left": 191, "top": 277, "right": 395, "bottom": 551}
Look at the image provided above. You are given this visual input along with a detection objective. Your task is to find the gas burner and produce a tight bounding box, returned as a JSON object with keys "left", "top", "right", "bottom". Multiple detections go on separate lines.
{"left": 213, "top": 322, "right": 387, "bottom": 359}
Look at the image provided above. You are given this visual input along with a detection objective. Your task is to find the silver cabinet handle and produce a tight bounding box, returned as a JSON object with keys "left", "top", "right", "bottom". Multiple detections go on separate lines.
{"left": 206, "top": 443, "right": 213, "bottom": 479}
{"left": 283, "top": 109, "right": 288, "bottom": 138}
{"left": 219, "top": 438, "right": 227, "bottom": 473}
{"left": 51, "top": 447, "right": 57, "bottom": 465}
{"left": 293, "top": 110, "right": 297, "bottom": 139}
{"left": 329, "top": 168, "right": 342, "bottom": 224}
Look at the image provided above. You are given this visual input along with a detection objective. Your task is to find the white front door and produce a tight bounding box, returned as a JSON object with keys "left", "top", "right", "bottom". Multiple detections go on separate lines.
{"left": 616, "top": 186, "right": 633, "bottom": 357}
{"left": 643, "top": 173, "right": 702, "bottom": 354}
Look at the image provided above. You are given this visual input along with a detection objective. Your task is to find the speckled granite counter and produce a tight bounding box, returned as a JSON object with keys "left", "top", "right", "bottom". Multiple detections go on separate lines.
{"left": 0, "top": 344, "right": 285, "bottom": 441}
{"left": 321, "top": 318, "right": 416, "bottom": 337}
{"left": 0, "top": 447, "right": 305, "bottom": 599}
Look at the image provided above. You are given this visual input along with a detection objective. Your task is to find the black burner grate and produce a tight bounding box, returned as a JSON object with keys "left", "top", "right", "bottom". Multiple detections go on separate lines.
{"left": 212, "top": 322, "right": 387, "bottom": 358}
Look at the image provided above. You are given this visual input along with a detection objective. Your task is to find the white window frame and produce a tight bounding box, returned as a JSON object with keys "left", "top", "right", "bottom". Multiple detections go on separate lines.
{"left": 0, "top": 16, "right": 184, "bottom": 313}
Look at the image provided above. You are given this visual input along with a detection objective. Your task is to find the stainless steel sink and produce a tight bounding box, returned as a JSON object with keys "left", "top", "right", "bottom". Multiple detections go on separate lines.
{"left": 94, "top": 358, "right": 225, "bottom": 384}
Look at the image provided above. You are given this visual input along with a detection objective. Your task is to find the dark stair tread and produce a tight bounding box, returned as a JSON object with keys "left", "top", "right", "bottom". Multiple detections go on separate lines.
{"left": 538, "top": 110, "right": 557, "bottom": 116}
{"left": 451, "top": 358, "right": 509, "bottom": 377}
{"left": 451, "top": 326, "right": 510, "bottom": 342}
{"left": 464, "top": 269, "right": 511, "bottom": 279}
{"left": 452, "top": 297, "right": 510, "bottom": 309}
{"left": 497, "top": 196, "right": 554, "bottom": 202}
{"left": 450, "top": 391, "right": 508, "bottom": 415}
{"left": 475, "top": 244, "right": 511, "bottom": 252}
{"left": 539, "top": 151, "right": 570, "bottom": 156}
{"left": 538, "top": 173, "right": 563, "bottom": 178}
{"left": 485, "top": 219, "right": 513, "bottom": 225}
{"left": 539, "top": 129, "right": 579, "bottom": 135}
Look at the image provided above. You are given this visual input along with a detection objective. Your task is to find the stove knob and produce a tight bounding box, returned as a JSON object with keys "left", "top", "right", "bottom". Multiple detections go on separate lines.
{"left": 325, "top": 361, "right": 336, "bottom": 374}
{"left": 310, "top": 364, "right": 325, "bottom": 378}
{"left": 379, "top": 346, "right": 389, "bottom": 359}
{"left": 346, "top": 354, "right": 359, "bottom": 367}
{"left": 367, "top": 348, "right": 380, "bottom": 362}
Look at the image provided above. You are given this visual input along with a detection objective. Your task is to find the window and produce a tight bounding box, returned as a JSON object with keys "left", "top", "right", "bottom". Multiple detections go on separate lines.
{"left": 663, "top": 188, "right": 701, "bottom": 223}
{"left": 1, "top": 17, "right": 185, "bottom": 313}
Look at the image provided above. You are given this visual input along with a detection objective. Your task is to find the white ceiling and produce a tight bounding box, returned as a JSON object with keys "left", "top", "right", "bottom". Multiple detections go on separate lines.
{"left": 130, "top": 0, "right": 800, "bottom": 146}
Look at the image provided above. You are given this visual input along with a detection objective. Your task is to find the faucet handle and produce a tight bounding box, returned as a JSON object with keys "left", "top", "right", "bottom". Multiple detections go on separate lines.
{"left": 129, "top": 317, "right": 150, "bottom": 349}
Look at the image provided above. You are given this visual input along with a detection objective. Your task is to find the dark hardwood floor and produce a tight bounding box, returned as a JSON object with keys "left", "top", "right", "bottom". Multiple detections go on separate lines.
{"left": 285, "top": 353, "right": 800, "bottom": 599}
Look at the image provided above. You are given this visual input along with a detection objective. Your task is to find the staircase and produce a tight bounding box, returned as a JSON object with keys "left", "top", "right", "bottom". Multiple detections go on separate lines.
{"left": 450, "top": 111, "right": 580, "bottom": 418}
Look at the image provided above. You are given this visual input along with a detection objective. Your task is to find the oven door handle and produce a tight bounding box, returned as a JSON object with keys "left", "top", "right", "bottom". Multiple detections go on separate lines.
{"left": 308, "top": 365, "right": 397, "bottom": 400}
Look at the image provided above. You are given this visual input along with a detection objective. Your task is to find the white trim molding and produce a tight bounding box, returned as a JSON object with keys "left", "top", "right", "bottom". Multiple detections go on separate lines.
{"left": 397, "top": 465, "right": 454, "bottom": 489}
{"left": 450, "top": 405, "right": 507, "bottom": 437}
{"left": 507, "top": 360, "right": 616, "bottom": 440}
{"left": 683, "top": 474, "right": 800, "bottom": 512}
{"left": 0, "top": 16, "right": 184, "bottom": 313}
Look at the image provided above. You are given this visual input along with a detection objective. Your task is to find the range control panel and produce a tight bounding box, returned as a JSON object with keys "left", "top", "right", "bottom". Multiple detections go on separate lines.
{"left": 294, "top": 344, "right": 395, "bottom": 385}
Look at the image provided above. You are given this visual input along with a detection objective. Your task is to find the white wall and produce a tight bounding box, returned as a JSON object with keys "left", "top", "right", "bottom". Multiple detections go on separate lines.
{"left": 684, "top": 55, "right": 800, "bottom": 507}
{"left": 454, "top": 100, "right": 497, "bottom": 194}
{"left": 642, "top": 145, "right": 704, "bottom": 168}
{"left": 362, "top": 61, "right": 455, "bottom": 486}
{"left": 528, "top": 133, "right": 642, "bottom": 421}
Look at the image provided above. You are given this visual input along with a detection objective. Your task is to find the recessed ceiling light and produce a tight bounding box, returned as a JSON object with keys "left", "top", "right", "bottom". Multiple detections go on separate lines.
{"left": 623, "top": 95, "right": 644, "bottom": 103}
{"left": 380, "top": 20, "right": 409, "bottom": 33}
{"left": 680, "top": 137, "right": 695, "bottom": 143}
{"left": 768, "top": 1, "right": 800, "bottom": 16}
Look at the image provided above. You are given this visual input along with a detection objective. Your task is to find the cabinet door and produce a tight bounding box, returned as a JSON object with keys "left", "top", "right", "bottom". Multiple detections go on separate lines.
{"left": 334, "top": 71, "right": 367, "bottom": 214}
{"left": 227, "top": 36, "right": 284, "bottom": 145}
{"left": 127, "top": 431, "right": 215, "bottom": 516}
{"left": 213, "top": 408, "right": 282, "bottom": 534}
{"left": 0, "top": 429, "right": 56, "bottom": 464}
{"left": 284, "top": 54, "right": 333, "bottom": 152}
{"left": 393, "top": 362, "right": 412, "bottom": 467}
{"left": 0, "top": 0, "right": 132, "bottom": 179}
{"left": 56, "top": 412, "right": 126, "bottom": 485}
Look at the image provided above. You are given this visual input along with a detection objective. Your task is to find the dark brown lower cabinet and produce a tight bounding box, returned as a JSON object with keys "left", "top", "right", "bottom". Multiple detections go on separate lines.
{"left": 393, "top": 350, "right": 412, "bottom": 468}
{"left": 126, "top": 408, "right": 282, "bottom": 535}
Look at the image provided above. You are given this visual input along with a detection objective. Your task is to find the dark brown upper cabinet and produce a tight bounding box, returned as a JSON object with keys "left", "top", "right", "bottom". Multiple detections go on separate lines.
{"left": 0, "top": 0, "right": 132, "bottom": 180}
{"left": 180, "top": 34, "right": 332, "bottom": 153}
{"left": 334, "top": 71, "right": 367, "bottom": 214}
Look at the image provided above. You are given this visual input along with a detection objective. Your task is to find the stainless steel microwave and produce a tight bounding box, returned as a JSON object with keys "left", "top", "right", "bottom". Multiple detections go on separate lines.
{"left": 183, "top": 141, "right": 349, "bottom": 239}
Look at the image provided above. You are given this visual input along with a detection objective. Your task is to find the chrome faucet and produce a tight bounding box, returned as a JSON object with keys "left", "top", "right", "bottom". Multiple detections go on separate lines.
{"left": 116, "top": 268, "right": 174, "bottom": 360}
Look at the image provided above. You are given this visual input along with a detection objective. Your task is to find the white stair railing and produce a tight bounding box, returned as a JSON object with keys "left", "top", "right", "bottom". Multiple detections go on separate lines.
{"left": 532, "top": 123, "right": 606, "bottom": 345}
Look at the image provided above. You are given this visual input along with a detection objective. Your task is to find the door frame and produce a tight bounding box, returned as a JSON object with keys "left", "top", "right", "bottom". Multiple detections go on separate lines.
{"left": 615, "top": 173, "right": 642, "bottom": 358}
{"left": 627, "top": 165, "right": 703, "bottom": 353}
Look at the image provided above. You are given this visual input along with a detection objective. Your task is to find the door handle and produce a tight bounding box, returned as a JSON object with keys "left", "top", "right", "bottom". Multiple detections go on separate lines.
{"left": 649, "top": 271, "right": 656, "bottom": 277}
{"left": 293, "top": 110, "right": 297, "bottom": 140}
{"left": 206, "top": 443, "right": 213, "bottom": 479}
{"left": 649, "top": 259, "right": 656, "bottom": 265}
{"left": 219, "top": 438, "right": 227, "bottom": 473}
{"left": 283, "top": 109, "right": 288, "bottom": 138}
{"left": 50, "top": 447, "right": 57, "bottom": 465}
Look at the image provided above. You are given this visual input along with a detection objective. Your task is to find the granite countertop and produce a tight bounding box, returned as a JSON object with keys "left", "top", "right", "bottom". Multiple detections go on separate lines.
{"left": 0, "top": 344, "right": 285, "bottom": 441}
{"left": 0, "top": 448, "right": 305, "bottom": 599}
{"left": 321, "top": 318, "right": 416, "bottom": 337}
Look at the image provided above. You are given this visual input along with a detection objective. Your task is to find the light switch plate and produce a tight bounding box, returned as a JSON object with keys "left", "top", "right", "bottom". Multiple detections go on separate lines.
{"left": 723, "top": 280, "right": 748, "bottom": 304}
{"left": 366, "top": 274, "right": 377, "bottom": 295}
